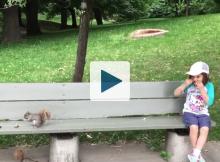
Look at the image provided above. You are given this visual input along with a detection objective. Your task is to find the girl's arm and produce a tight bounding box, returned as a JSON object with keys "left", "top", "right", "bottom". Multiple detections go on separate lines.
{"left": 174, "top": 79, "right": 193, "bottom": 97}
{"left": 207, "top": 83, "right": 215, "bottom": 106}
{"left": 203, "top": 82, "right": 214, "bottom": 106}
{"left": 195, "top": 82, "right": 214, "bottom": 106}
{"left": 199, "top": 86, "right": 209, "bottom": 104}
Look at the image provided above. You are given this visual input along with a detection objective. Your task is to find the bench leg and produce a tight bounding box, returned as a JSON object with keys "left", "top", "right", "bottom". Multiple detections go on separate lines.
{"left": 166, "top": 130, "right": 191, "bottom": 162}
{"left": 49, "top": 133, "right": 79, "bottom": 162}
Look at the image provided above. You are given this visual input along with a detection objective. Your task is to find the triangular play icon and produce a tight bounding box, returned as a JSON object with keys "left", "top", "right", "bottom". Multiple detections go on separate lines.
{"left": 101, "top": 70, "right": 122, "bottom": 93}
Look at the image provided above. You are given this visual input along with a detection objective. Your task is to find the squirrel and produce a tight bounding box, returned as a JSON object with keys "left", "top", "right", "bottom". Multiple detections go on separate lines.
{"left": 14, "top": 148, "right": 38, "bottom": 162}
{"left": 24, "top": 109, "right": 51, "bottom": 128}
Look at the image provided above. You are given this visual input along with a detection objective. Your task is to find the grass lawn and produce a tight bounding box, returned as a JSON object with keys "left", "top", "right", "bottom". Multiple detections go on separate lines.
{"left": 0, "top": 13, "right": 220, "bottom": 150}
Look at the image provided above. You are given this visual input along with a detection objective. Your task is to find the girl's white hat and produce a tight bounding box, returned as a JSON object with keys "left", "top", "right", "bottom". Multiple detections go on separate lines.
{"left": 186, "top": 61, "right": 209, "bottom": 76}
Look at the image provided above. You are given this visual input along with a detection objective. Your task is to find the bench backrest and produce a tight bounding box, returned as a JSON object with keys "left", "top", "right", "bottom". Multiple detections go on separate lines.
{"left": 0, "top": 81, "right": 184, "bottom": 120}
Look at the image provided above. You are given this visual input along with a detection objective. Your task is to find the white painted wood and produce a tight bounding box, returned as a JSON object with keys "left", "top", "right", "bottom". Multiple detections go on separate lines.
{"left": 2, "top": 81, "right": 215, "bottom": 136}
{"left": 49, "top": 135, "right": 79, "bottom": 162}
{"left": 0, "top": 98, "right": 185, "bottom": 120}
{"left": 0, "top": 81, "right": 214, "bottom": 162}
{"left": 0, "top": 83, "right": 88, "bottom": 101}
{"left": 0, "top": 81, "right": 182, "bottom": 101}
{"left": 3, "top": 116, "right": 214, "bottom": 135}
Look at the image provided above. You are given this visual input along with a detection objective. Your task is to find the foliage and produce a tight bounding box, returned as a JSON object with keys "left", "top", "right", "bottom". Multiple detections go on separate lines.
{"left": 147, "top": 0, "right": 217, "bottom": 18}
{"left": 214, "top": 0, "right": 220, "bottom": 12}
{"left": 148, "top": 0, "right": 175, "bottom": 17}
{"left": 0, "top": 134, "right": 49, "bottom": 148}
{"left": 39, "top": 0, "right": 80, "bottom": 21}
{"left": 103, "top": 0, "right": 149, "bottom": 21}
{"left": 5, "top": 0, "right": 26, "bottom": 7}
{"left": 190, "top": 0, "right": 217, "bottom": 15}
{"left": 40, "top": 0, "right": 60, "bottom": 20}
{"left": 214, "top": 0, "right": 220, "bottom": 4}
{"left": 160, "top": 150, "right": 172, "bottom": 160}
{"left": 79, "top": 130, "right": 166, "bottom": 151}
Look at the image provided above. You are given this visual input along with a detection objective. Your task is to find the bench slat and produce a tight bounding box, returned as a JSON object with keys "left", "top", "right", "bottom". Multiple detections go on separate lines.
{"left": 0, "top": 117, "right": 216, "bottom": 135}
{"left": 0, "top": 98, "right": 184, "bottom": 120}
{"left": 0, "top": 81, "right": 182, "bottom": 101}
{"left": 0, "top": 116, "right": 191, "bottom": 135}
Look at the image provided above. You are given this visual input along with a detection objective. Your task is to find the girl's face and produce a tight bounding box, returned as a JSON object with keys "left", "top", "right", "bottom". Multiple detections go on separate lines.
{"left": 190, "top": 74, "right": 203, "bottom": 84}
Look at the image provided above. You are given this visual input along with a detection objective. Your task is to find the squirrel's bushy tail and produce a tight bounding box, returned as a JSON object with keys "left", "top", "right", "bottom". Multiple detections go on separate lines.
{"left": 39, "top": 109, "right": 51, "bottom": 123}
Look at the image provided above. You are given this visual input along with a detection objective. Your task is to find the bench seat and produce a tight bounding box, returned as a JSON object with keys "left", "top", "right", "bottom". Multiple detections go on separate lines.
{"left": 0, "top": 82, "right": 216, "bottom": 162}
{"left": 0, "top": 116, "right": 216, "bottom": 135}
{"left": 0, "top": 82, "right": 216, "bottom": 135}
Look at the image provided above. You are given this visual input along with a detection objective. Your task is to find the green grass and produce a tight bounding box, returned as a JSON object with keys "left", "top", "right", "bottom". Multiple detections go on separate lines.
{"left": 0, "top": 13, "right": 220, "bottom": 150}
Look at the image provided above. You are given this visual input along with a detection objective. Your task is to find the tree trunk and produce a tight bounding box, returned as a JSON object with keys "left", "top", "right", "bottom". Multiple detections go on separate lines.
{"left": 18, "top": 7, "right": 25, "bottom": 27}
{"left": 60, "top": 8, "right": 68, "bottom": 29}
{"left": 214, "top": 0, "right": 220, "bottom": 12}
{"left": 0, "top": 1, "right": 4, "bottom": 8}
{"left": 73, "top": 0, "right": 93, "bottom": 82}
{"left": 93, "top": 8, "right": 103, "bottom": 25}
{"left": 185, "top": 0, "right": 190, "bottom": 16}
{"left": 174, "top": 2, "right": 179, "bottom": 17}
{"left": 69, "top": 8, "right": 77, "bottom": 28}
{"left": 2, "top": 6, "right": 21, "bottom": 43}
{"left": 26, "top": 0, "right": 41, "bottom": 35}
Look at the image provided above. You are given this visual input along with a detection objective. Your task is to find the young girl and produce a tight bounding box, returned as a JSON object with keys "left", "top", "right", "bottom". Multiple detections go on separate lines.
{"left": 174, "top": 61, "right": 215, "bottom": 162}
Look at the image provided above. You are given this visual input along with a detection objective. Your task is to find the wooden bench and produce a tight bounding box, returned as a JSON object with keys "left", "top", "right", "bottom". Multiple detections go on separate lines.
{"left": 0, "top": 81, "right": 216, "bottom": 162}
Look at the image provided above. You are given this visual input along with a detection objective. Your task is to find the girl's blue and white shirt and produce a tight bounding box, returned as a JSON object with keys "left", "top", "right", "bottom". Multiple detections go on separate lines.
{"left": 183, "top": 82, "right": 214, "bottom": 116}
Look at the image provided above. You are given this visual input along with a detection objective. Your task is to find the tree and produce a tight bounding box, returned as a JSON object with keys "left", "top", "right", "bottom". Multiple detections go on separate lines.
{"left": 69, "top": 7, "right": 78, "bottom": 28}
{"left": 46, "top": 0, "right": 78, "bottom": 29}
{"left": 1, "top": 0, "right": 25, "bottom": 43}
{"left": 69, "top": 0, "right": 81, "bottom": 28}
{"left": 0, "top": 0, "right": 5, "bottom": 8}
{"left": 185, "top": 0, "right": 190, "bottom": 16}
{"left": 68, "top": 0, "right": 78, "bottom": 28}
{"left": 57, "top": 0, "right": 69, "bottom": 29}
{"left": 103, "top": 0, "right": 148, "bottom": 21}
{"left": 93, "top": 7, "right": 103, "bottom": 25}
{"left": 26, "top": 0, "right": 41, "bottom": 35}
{"left": 18, "top": 7, "right": 25, "bottom": 27}
{"left": 167, "top": 0, "right": 181, "bottom": 16}
{"left": 73, "top": 0, "right": 93, "bottom": 82}
{"left": 2, "top": 6, "right": 20, "bottom": 42}
{"left": 214, "top": 0, "right": 220, "bottom": 12}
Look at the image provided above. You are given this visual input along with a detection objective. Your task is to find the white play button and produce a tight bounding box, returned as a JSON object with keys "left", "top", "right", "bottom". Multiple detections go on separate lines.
{"left": 90, "top": 61, "right": 130, "bottom": 101}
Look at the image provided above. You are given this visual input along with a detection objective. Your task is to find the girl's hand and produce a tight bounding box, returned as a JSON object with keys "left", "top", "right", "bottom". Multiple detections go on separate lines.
{"left": 194, "top": 81, "right": 204, "bottom": 90}
{"left": 195, "top": 81, "right": 208, "bottom": 103}
{"left": 184, "top": 79, "right": 193, "bottom": 87}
